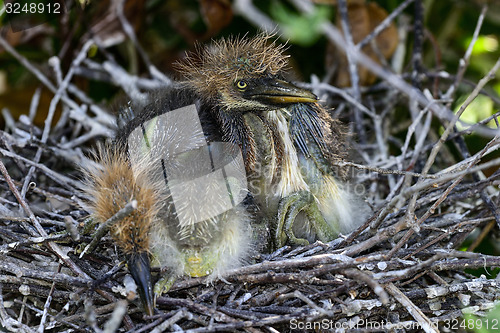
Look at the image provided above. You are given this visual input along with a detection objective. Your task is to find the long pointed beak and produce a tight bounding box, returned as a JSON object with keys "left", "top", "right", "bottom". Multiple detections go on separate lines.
{"left": 246, "top": 79, "right": 318, "bottom": 105}
{"left": 128, "top": 252, "right": 154, "bottom": 316}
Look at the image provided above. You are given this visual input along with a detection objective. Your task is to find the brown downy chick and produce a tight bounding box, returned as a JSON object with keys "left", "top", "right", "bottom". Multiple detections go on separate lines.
{"left": 86, "top": 99, "right": 253, "bottom": 315}
{"left": 82, "top": 144, "right": 161, "bottom": 315}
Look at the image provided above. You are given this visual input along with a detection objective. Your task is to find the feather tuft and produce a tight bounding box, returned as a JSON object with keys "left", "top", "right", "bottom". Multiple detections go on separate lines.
{"left": 176, "top": 33, "right": 289, "bottom": 100}
{"left": 81, "top": 143, "right": 163, "bottom": 254}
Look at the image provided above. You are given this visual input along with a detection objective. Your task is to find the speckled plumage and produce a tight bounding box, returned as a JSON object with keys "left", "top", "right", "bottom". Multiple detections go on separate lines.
{"left": 174, "top": 34, "right": 366, "bottom": 247}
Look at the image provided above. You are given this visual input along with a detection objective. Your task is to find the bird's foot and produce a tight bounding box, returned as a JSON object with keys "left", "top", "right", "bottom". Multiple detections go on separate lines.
{"left": 80, "top": 216, "right": 99, "bottom": 235}
{"left": 274, "top": 190, "right": 336, "bottom": 249}
{"left": 275, "top": 191, "right": 312, "bottom": 248}
{"left": 153, "top": 275, "right": 176, "bottom": 302}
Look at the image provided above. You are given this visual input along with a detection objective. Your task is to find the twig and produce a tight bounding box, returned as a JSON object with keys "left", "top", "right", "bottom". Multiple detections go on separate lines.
{"left": 37, "top": 265, "right": 60, "bottom": 333}
{"left": 337, "top": 0, "right": 364, "bottom": 142}
{"left": 419, "top": 57, "right": 500, "bottom": 180}
{"left": 410, "top": 0, "right": 424, "bottom": 89}
{"left": 79, "top": 200, "right": 138, "bottom": 258}
{"left": 337, "top": 159, "right": 437, "bottom": 179}
{"left": 0, "top": 147, "right": 82, "bottom": 190}
{"left": 150, "top": 309, "right": 192, "bottom": 333}
{"left": 0, "top": 284, "right": 37, "bottom": 333}
{"left": 356, "top": 0, "right": 415, "bottom": 50}
{"left": 443, "top": 5, "right": 488, "bottom": 101}
{"left": 342, "top": 269, "right": 390, "bottom": 305}
{"left": 21, "top": 41, "right": 92, "bottom": 199}
{"left": 385, "top": 283, "right": 439, "bottom": 333}
{"left": 115, "top": 0, "right": 171, "bottom": 85}
{"left": 0, "top": 33, "right": 83, "bottom": 113}
{"left": 103, "top": 301, "right": 128, "bottom": 333}
{"left": 467, "top": 220, "right": 496, "bottom": 252}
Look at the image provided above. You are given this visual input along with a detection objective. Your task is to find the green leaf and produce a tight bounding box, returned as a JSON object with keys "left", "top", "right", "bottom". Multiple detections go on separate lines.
{"left": 270, "top": 1, "right": 331, "bottom": 46}
{"left": 463, "top": 302, "right": 500, "bottom": 333}
{"left": 464, "top": 35, "right": 499, "bottom": 56}
{"left": 454, "top": 94, "right": 496, "bottom": 130}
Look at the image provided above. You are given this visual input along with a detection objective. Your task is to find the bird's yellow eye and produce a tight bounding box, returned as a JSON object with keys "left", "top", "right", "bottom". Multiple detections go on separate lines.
{"left": 236, "top": 80, "right": 247, "bottom": 90}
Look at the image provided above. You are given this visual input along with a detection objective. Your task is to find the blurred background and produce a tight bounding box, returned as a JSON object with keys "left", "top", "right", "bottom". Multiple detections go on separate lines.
{"left": 1, "top": 0, "right": 499, "bottom": 129}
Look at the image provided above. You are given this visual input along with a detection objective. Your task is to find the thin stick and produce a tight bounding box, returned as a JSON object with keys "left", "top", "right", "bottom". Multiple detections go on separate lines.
{"left": 79, "top": 200, "right": 138, "bottom": 258}
{"left": 385, "top": 283, "right": 438, "bottom": 333}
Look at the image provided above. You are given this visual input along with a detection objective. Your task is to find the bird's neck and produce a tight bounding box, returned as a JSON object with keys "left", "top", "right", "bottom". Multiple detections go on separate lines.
{"left": 264, "top": 110, "right": 310, "bottom": 196}
{"left": 237, "top": 109, "right": 309, "bottom": 201}
{"left": 212, "top": 104, "right": 323, "bottom": 198}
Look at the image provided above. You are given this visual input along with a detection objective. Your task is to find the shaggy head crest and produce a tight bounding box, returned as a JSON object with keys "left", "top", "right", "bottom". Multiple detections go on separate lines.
{"left": 177, "top": 34, "right": 289, "bottom": 99}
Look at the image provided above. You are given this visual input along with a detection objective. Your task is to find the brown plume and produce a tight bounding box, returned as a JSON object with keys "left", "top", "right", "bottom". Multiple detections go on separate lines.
{"left": 82, "top": 145, "right": 161, "bottom": 254}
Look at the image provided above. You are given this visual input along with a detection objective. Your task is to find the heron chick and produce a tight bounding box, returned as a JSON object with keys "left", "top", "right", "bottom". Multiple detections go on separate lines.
{"left": 177, "top": 34, "right": 369, "bottom": 248}
{"left": 83, "top": 33, "right": 368, "bottom": 315}
{"left": 82, "top": 145, "right": 159, "bottom": 315}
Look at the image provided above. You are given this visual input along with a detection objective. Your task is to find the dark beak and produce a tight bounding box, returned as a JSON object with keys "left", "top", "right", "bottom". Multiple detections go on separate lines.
{"left": 128, "top": 252, "right": 154, "bottom": 316}
{"left": 245, "top": 79, "right": 318, "bottom": 105}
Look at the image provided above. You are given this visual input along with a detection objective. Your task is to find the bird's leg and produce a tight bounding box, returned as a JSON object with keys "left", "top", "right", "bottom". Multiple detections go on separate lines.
{"left": 275, "top": 192, "right": 301, "bottom": 248}
{"left": 302, "top": 200, "right": 337, "bottom": 243}
{"left": 80, "top": 216, "right": 99, "bottom": 235}
{"left": 74, "top": 217, "right": 99, "bottom": 255}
